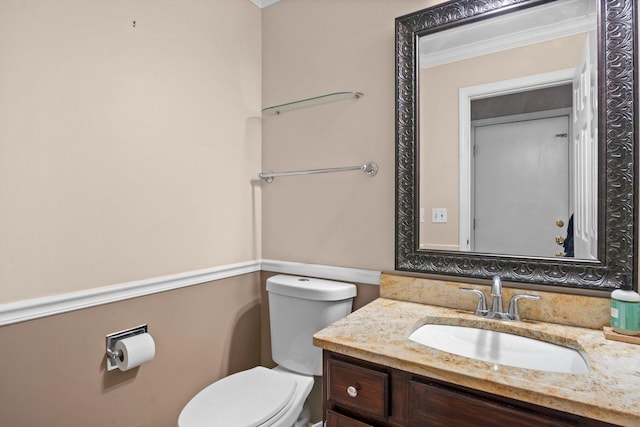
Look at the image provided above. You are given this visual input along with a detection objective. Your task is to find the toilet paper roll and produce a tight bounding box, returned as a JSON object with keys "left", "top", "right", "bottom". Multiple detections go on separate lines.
{"left": 114, "top": 333, "right": 156, "bottom": 371}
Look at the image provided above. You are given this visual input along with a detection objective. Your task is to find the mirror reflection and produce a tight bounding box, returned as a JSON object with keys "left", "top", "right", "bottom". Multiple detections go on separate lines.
{"left": 418, "top": 0, "right": 597, "bottom": 260}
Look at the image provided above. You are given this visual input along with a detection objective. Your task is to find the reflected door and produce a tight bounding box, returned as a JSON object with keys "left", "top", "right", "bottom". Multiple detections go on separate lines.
{"left": 571, "top": 31, "right": 598, "bottom": 260}
{"left": 473, "top": 115, "right": 570, "bottom": 257}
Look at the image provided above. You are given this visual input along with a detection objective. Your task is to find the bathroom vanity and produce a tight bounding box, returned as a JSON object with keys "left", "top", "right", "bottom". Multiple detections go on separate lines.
{"left": 323, "top": 352, "right": 614, "bottom": 426}
{"left": 313, "top": 280, "right": 640, "bottom": 427}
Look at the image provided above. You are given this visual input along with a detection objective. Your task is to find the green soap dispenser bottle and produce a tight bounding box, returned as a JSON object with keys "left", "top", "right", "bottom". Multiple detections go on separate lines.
{"left": 611, "top": 277, "right": 640, "bottom": 335}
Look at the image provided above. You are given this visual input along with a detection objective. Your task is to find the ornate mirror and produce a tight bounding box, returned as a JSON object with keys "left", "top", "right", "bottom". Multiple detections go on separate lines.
{"left": 395, "top": 0, "right": 637, "bottom": 290}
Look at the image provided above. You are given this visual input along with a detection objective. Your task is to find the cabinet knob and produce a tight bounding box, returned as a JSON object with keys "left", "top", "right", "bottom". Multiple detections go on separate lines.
{"left": 347, "top": 384, "right": 359, "bottom": 397}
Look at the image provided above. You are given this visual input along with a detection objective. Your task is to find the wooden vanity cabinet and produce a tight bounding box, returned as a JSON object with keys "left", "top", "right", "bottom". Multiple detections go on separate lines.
{"left": 323, "top": 351, "right": 618, "bottom": 427}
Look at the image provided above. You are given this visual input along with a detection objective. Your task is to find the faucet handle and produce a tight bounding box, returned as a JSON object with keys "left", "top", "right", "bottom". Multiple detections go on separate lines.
{"left": 507, "top": 294, "right": 541, "bottom": 321}
{"left": 460, "top": 288, "right": 488, "bottom": 316}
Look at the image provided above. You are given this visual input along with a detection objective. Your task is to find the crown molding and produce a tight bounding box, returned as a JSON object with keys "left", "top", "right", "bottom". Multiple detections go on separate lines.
{"left": 248, "top": 0, "right": 280, "bottom": 8}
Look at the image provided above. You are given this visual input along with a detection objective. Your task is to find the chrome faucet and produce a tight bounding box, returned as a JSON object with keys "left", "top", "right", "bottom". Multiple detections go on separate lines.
{"left": 460, "top": 276, "right": 540, "bottom": 321}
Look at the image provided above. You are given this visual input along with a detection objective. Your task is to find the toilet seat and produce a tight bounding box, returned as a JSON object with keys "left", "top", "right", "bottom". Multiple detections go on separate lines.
{"left": 178, "top": 366, "right": 297, "bottom": 427}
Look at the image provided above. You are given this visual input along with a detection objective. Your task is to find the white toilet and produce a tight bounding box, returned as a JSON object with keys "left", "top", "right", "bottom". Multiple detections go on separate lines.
{"left": 178, "top": 274, "right": 357, "bottom": 427}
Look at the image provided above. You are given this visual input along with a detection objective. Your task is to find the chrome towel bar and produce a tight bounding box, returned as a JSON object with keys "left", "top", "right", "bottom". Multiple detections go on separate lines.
{"left": 259, "top": 162, "right": 378, "bottom": 183}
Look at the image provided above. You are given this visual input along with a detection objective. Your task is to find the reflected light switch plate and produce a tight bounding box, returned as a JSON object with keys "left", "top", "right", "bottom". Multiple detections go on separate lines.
{"left": 432, "top": 208, "right": 447, "bottom": 223}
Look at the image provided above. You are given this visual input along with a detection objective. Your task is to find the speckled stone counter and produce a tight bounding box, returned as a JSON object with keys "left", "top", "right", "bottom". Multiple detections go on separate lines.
{"left": 313, "top": 297, "right": 640, "bottom": 426}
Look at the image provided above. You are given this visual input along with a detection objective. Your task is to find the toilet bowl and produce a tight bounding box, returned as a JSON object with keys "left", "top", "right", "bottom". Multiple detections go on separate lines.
{"left": 178, "top": 366, "right": 313, "bottom": 427}
{"left": 178, "top": 275, "right": 356, "bottom": 427}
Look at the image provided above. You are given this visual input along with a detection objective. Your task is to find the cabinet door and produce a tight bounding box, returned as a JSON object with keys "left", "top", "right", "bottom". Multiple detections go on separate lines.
{"left": 408, "top": 380, "right": 575, "bottom": 427}
{"left": 327, "top": 410, "right": 375, "bottom": 427}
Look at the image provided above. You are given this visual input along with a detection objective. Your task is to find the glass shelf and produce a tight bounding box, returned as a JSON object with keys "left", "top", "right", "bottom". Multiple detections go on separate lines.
{"left": 262, "top": 91, "right": 363, "bottom": 116}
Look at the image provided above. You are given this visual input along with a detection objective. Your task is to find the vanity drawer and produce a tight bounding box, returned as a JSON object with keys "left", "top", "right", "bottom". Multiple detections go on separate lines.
{"left": 327, "top": 359, "right": 389, "bottom": 419}
{"left": 326, "top": 410, "right": 375, "bottom": 427}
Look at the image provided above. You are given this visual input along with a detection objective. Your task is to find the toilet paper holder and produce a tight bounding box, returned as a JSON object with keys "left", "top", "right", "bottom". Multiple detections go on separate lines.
{"left": 105, "top": 324, "right": 148, "bottom": 371}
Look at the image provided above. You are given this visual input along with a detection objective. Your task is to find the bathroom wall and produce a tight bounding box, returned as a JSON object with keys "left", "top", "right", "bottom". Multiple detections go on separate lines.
{"left": 261, "top": 0, "right": 440, "bottom": 271}
{"left": 0, "top": 273, "right": 261, "bottom": 427}
{"left": 0, "top": 0, "right": 262, "bottom": 303}
{"left": 0, "top": 1, "right": 263, "bottom": 426}
{"left": 262, "top": 0, "right": 639, "bottom": 283}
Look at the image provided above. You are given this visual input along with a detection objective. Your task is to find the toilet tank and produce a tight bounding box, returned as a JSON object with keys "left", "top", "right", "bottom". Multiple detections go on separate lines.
{"left": 267, "top": 274, "right": 357, "bottom": 376}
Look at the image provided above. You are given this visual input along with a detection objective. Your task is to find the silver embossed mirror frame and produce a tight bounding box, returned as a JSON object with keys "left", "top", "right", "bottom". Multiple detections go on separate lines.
{"left": 395, "top": 0, "right": 637, "bottom": 290}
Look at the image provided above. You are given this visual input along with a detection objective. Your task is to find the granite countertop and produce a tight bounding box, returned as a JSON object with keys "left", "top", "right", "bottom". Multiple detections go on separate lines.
{"left": 313, "top": 297, "right": 640, "bottom": 426}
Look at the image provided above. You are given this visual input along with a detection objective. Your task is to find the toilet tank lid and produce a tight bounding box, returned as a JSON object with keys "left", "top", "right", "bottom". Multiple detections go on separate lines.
{"left": 266, "top": 275, "right": 357, "bottom": 301}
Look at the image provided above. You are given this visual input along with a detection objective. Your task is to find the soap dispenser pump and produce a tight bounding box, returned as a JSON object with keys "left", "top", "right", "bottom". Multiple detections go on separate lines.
{"left": 611, "top": 276, "right": 640, "bottom": 336}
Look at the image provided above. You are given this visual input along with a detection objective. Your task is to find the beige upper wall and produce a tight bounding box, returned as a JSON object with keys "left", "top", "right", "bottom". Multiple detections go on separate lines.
{"left": 261, "top": 0, "right": 438, "bottom": 270}
{"left": 0, "top": 0, "right": 262, "bottom": 303}
{"left": 4, "top": 0, "right": 631, "bottom": 304}
{"left": 261, "top": 1, "right": 630, "bottom": 278}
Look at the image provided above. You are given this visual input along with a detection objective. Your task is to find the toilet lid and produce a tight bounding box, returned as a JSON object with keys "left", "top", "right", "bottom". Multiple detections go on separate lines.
{"left": 178, "top": 366, "right": 297, "bottom": 427}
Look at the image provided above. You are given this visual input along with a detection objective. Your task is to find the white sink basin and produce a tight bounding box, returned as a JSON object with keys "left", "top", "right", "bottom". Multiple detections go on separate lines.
{"left": 408, "top": 324, "right": 589, "bottom": 374}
